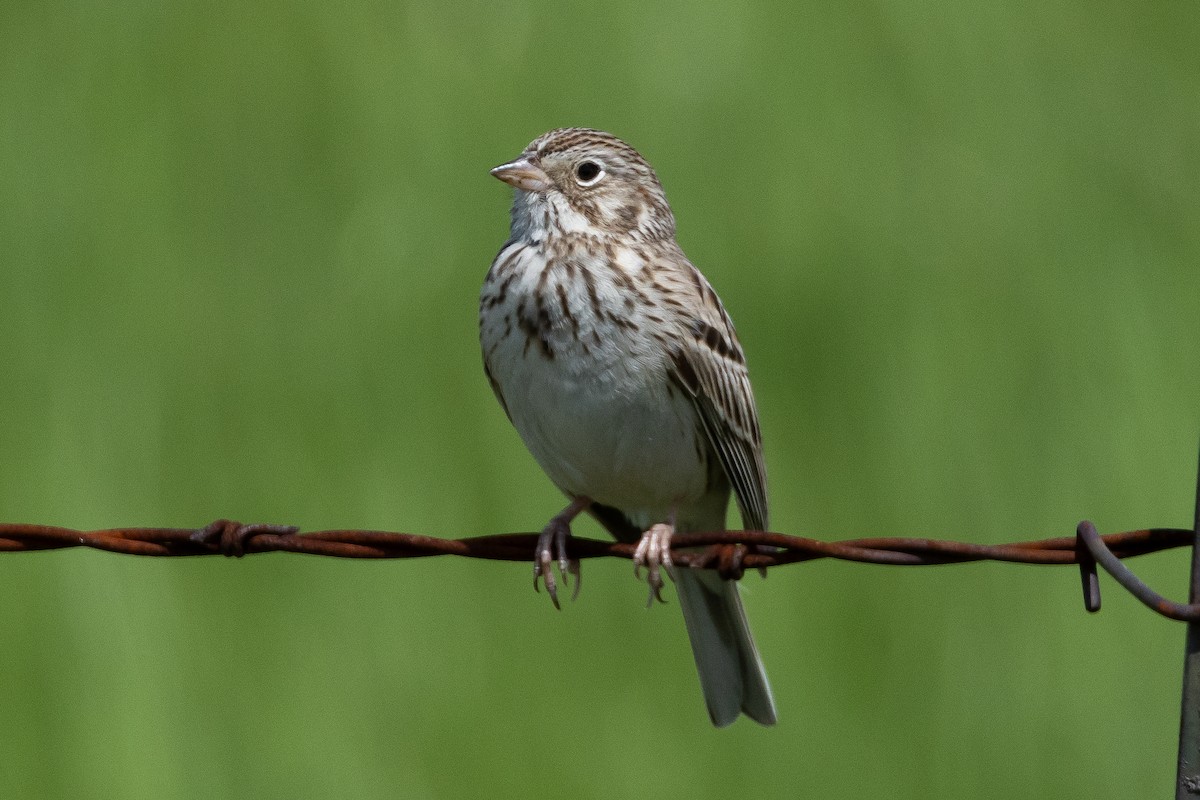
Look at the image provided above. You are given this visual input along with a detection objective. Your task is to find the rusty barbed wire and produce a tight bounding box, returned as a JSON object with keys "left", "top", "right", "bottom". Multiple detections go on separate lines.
{"left": 7, "top": 454, "right": 1197, "bottom": 789}
{"left": 1, "top": 519, "right": 1195, "bottom": 620}
{"left": 0, "top": 519, "right": 1187, "bottom": 564}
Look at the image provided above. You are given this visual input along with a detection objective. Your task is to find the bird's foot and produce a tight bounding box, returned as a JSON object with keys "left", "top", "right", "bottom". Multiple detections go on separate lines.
{"left": 190, "top": 519, "right": 300, "bottom": 557}
{"left": 633, "top": 522, "right": 675, "bottom": 606}
{"left": 534, "top": 497, "right": 590, "bottom": 609}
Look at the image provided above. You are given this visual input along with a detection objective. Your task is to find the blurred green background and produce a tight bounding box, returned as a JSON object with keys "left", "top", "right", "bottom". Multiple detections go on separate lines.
{"left": 1, "top": 1, "right": 1197, "bottom": 797}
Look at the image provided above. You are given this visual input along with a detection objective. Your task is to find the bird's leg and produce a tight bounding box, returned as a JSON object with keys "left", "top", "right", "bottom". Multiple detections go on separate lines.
{"left": 534, "top": 495, "right": 591, "bottom": 609}
{"left": 633, "top": 511, "right": 676, "bottom": 607}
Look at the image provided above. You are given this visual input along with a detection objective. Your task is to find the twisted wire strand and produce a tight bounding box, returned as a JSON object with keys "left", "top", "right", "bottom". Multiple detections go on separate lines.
{"left": 0, "top": 521, "right": 1187, "bottom": 563}
{"left": 0, "top": 520, "right": 1186, "bottom": 565}
{"left": 7, "top": 522, "right": 1190, "bottom": 623}
{"left": 2, "top": 520, "right": 1193, "bottom": 619}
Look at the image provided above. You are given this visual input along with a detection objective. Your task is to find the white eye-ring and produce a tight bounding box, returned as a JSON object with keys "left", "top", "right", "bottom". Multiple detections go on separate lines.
{"left": 574, "top": 159, "right": 605, "bottom": 186}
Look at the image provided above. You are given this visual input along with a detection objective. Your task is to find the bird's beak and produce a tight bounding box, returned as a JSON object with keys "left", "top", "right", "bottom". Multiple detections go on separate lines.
{"left": 490, "top": 157, "right": 552, "bottom": 193}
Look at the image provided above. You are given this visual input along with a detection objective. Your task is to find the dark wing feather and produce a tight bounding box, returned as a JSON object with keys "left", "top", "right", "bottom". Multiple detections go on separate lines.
{"left": 482, "top": 360, "right": 512, "bottom": 422}
{"left": 668, "top": 269, "right": 769, "bottom": 533}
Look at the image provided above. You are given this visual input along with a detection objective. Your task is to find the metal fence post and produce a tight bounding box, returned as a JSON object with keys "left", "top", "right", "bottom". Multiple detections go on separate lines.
{"left": 1177, "top": 444, "right": 1200, "bottom": 798}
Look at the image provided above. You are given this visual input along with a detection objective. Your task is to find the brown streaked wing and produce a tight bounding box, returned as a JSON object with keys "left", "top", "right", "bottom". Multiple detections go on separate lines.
{"left": 668, "top": 268, "right": 769, "bottom": 533}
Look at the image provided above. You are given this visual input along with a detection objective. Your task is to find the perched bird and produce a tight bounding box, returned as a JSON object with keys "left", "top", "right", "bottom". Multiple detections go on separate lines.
{"left": 479, "top": 128, "right": 776, "bottom": 726}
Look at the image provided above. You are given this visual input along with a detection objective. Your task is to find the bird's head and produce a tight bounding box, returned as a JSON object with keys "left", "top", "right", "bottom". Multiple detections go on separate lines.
{"left": 491, "top": 128, "right": 676, "bottom": 243}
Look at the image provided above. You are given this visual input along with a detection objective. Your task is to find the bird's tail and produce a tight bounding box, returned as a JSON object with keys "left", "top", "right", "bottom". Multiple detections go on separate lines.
{"left": 673, "top": 568, "right": 777, "bottom": 727}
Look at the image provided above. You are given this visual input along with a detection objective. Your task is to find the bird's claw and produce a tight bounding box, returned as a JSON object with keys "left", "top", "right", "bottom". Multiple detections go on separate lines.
{"left": 533, "top": 516, "right": 580, "bottom": 609}
{"left": 633, "top": 523, "right": 675, "bottom": 607}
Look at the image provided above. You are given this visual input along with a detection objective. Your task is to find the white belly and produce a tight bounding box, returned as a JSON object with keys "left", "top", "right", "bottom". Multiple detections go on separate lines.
{"left": 480, "top": 243, "right": 714, "bottom": 522}
{"left": 499, "top": 343, "right": 707, "bottom": 516}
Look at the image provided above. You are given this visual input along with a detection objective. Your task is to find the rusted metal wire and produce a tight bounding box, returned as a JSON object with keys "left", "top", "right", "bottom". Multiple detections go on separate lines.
{"left": 1, "top": 519, "right": 1193, "bottom": 603}
{"left": 1178, "top": 446, "right": 1200, "bottom": 798}
{"left": 2, "top": 450, "right": 1198, "bottom": 790}
{"left": 1077, "top": 521, "right": 1200, "bottom": 622}
{"left": 6, "top": 452, "right": 1196, "bottom": 789}
{"left": 0, "top": 519, "right": 1188, "bottom": 563}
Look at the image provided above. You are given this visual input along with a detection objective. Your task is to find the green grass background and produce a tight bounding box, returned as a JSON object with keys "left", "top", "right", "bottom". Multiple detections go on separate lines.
{"left": 1, "top": 1, "right": 1197, "bottom": 797}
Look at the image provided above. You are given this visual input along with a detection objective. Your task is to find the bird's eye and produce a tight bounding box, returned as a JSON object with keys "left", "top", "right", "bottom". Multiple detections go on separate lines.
{"left": 575, "top": 160, "right": 604, "bottom": 185}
